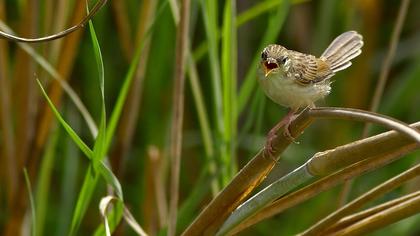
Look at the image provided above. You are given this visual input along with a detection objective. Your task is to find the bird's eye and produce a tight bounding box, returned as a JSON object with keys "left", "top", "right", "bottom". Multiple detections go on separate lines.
{"left": 261, "top": 51, "right": 267, "bottom": 60}
{"left": 278, "top": 56, "right": 288, "bottom": 64}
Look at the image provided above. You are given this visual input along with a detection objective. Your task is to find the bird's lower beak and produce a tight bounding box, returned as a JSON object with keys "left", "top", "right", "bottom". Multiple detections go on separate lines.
{"left": 264, "top": 67, "right": 272, "bottom": 77}
{"left": 262, "top": 61, "right": 278, "bottom": 77}
{"left": 262, "top": 63, "right": 272, "bottom": 77}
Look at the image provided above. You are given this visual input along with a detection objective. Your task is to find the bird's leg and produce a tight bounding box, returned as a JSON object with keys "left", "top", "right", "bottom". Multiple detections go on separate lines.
{"left": 264, "top": 108, "right": 297, "bottom": 158}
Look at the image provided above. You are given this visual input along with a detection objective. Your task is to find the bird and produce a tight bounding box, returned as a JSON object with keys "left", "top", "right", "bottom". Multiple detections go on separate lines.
{"left": 258, "top": 31, "right": 363, "bottom": 156}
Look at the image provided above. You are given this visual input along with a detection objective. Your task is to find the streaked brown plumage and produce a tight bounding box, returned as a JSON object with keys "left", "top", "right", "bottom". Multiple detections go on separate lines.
{"left": 259, "top": 31, "right": 363, "bottom": 110}
{"left": 259, "top": 31, "right": 364, "bottom": 156}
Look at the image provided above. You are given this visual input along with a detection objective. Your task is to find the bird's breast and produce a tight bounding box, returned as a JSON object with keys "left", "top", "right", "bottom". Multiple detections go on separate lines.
{"left": 258, "top": 72, "right": 331, "bottom": 110}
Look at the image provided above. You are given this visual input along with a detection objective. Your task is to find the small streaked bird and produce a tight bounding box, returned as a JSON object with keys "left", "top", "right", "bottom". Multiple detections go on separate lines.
{"left": 259, "top": 31, "right": 363, "bottom": 155}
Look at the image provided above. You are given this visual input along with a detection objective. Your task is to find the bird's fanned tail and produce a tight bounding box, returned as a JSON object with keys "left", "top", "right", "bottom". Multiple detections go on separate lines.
{"left": 321, "top": 31, "right": 364, "bottom": 73}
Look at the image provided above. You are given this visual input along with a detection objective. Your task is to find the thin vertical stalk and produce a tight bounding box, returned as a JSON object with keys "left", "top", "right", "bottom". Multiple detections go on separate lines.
{"left": 110, "top": 0, "right": 157, "bottom": 176}
{"left": 200, "top": 0, "right": 224, "bottom": 190}
{"left": 339, "top": 0, "right": 411, "bottom": 206}
{"left": 33, "top": 0, "right": 85, "bottom": 170}
{"left": 0, "top": 0, "right": 16, "bottom": 205}
{"left": 168, "top": 0, "right": 190, "bottom": 235}
{"left": 111, "top": 0, "right": 134, "bottom": 60}
{"left": 221, "top": 0, "right": 237, "bottom": 184}
{"left": 363, "top": 0, "right": 410, "bottom": 121}
{"left": 5, "top": 2, "right": 38, "bottom": 235}
{"left": 5, "top": 2, "right": 86, "bottom": 235}
{"left": 187, "top": 53, "right": 219, "bottom": 194}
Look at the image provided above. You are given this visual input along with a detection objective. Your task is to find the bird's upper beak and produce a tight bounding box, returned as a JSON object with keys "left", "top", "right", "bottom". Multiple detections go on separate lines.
{"left": 262, "top": 58, "right": 279, "bottom": 77}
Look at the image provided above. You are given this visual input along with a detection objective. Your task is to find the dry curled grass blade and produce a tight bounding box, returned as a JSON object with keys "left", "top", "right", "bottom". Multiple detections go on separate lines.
{"left": 0, "top": 0, "right": 107, "bottom": 43}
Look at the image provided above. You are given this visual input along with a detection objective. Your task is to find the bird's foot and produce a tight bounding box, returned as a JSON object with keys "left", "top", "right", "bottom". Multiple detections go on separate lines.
{"left": 264, "top": 129, "right": 278, "bottom": 161}
{"left": 282, "top": 121, "right": 300, "bottom": 144}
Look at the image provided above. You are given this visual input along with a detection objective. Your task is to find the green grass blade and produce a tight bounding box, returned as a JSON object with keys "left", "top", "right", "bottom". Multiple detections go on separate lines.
{"left": 200, "top": 0, "right": 223, "bottom": 140}
{"left": 88, "top": 19, "right": 107, "bottom": 172}
{"left": 194, "top": 0, "right": 305, "bottom": 62}
{"left": 56, "top": 122, "right": 81, "bottom": 236}
{"left": 105, "top": 0, "right": 168, "bottom": 151}
{"left": 37, "top": 80, "right": 93, "bottom": 158}
{"left": 238, "top": 0, "right": 290, "bottom": 114}
{"left": 69, "top": 165, "right": 100, "bottom": 236}
{"left": 23, "top": 168, "right": 36, "bottom": 236}
{"left": 98, "top": 162, "right": 123, "bottom": 199}
{"left": 0, "top": 20, "right": 98, "bottom": 137}
{"left": 177, "top": 167, "right": 214, "bottom": 231}
{"left": 221, "top": 0, "right": 238, "bottom": 182}
{"left": 35, "top": 126, "right": 60, "bottom": 236}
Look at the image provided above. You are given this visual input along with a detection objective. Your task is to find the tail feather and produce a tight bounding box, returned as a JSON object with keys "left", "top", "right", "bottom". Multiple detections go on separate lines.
{"left": 321, "top": 31, "right": 363, "bottom": 73}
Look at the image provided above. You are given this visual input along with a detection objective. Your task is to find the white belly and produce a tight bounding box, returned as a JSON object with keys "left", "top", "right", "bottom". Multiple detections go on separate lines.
{"left": 259, "top": 73, "right": 331, "bottom": 110}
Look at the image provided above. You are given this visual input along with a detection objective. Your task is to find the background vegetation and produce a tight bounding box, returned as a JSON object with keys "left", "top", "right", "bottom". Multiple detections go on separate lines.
{"left": 0, "top": 0, "right": 419, "bottom": 235}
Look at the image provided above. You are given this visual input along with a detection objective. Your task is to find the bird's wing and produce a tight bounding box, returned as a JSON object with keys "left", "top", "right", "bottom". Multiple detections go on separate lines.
{"left": 289, "top": 52, "right": 334, "bottom": 85}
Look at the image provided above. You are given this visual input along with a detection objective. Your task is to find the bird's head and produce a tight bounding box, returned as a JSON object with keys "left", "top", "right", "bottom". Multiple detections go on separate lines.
{"left": 260, "top": 44, "right": 291, "bottom": 78}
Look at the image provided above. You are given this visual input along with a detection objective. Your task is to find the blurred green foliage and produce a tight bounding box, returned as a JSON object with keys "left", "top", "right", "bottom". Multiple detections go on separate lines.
{"left": 0, "top": 0, "right": 419, "bottom": 235}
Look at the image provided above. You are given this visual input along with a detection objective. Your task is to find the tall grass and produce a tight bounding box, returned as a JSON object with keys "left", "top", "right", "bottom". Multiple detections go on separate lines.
{"left": 0, "top": 1, "right": 419, "bottom": 236}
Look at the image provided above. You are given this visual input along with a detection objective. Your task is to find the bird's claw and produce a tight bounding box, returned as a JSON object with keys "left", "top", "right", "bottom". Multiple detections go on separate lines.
{"left": 283, "top": 124, "right": 299, "bottom": 144}
{"left": 264, "top": 132, "right": 278, "bottom": 161}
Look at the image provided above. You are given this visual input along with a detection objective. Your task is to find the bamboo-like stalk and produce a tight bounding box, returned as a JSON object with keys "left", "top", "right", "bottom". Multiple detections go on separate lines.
{"left": 168, "top": 0, "right": 190, "bottom": 235}
{"left": 182, "top": 112, "right": 313, "bottom": 236}
{"left": 323, "top": 191, "right": 420, "bottom": 234}
{"left": 300, "top": 162, "right": 420, "bottom": 235}
{"left": 331, "top": 193, "right": 420, "bottom": 235}
{"left": 230, "top": 122, "right": 419, "bottom": 234}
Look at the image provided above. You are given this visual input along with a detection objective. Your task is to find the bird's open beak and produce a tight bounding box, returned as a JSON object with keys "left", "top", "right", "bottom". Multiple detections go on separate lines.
{"left": 262, "top": 60, "right": 278, "bottom": 77}
{"left": 264, "top": 66, "right": 272, "bottom": 77}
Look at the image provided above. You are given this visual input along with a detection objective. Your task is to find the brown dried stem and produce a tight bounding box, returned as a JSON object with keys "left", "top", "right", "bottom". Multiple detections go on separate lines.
{"left": 185, "top": 106, "right": 420, "bottom": 235}
{"left": 182, "top": 112, "right": 314, "bottom": 236}
{"left": 168, "top": 0, "right": 191, "bottom": 235}
{"left": 111, "top": 0, "right": 133, "bottom": 60}
{"left": 4, "top": 2, "right": 88, "bottom": 235}
{"left": 330, "top": 192, "right": 420, "bottom": 235}
{"left": 231, "top": 144, "right": 417, "bottom": 234}
{"left": 230, "top": 120, "right": 419, "bottom": 234}
{"left": 301, "top": 162, "right": 420, "bottom": 235}
{"left": 338, "top": 0, "right": 411, "bottom": 207}
{"left": 110, "top": 0, "right": 157, "bottom": 176}
{"left": 0, "top": 0, "right": 15, "bottom": 205}
{"left": 324, "top": 191, "right": 420, "bottom": 234}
